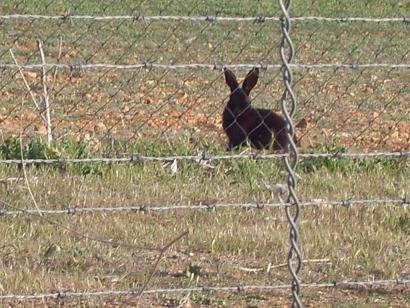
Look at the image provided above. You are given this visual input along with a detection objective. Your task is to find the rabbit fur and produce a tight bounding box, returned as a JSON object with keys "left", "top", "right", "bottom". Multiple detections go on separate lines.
{"left": 222, "top": 67, "right": 296, "bottom": 150}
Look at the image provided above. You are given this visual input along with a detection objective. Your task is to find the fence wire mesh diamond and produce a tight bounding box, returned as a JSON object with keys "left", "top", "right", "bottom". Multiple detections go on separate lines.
{"left": 0, "top": 1, "right": 409, "bottom": 306}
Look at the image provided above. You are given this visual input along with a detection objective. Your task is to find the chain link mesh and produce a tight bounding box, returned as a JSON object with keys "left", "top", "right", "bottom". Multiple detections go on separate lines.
{"left": 0, "top": 5, "right": 408, "bottom": 152}
{"left": 0, "top": 1, "right": 409, "bottom": 306}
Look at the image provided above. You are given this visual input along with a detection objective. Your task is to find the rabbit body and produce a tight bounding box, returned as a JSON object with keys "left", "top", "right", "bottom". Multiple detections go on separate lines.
{"left": 222, "top": 67, "right": 292, "bottom": 150}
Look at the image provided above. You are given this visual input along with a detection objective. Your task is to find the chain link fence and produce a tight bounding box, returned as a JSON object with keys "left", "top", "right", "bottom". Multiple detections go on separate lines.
{"left": 1, "top": 4, "right": 408, "bottom": 153}
{"left": 0, "top": 1, "right": 409, "bottom": 306}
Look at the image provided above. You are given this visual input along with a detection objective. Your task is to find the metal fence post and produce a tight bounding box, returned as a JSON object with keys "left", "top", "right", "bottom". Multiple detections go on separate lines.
{"left": 278, "top": 0, "right": 303, "bottom": 307}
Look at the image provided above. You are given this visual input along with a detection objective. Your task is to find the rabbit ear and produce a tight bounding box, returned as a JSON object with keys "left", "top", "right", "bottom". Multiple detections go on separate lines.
{"left": 224, "top": 68, "right": 239, "bottom": 92}
{"left": 242, "top": 67, "right": 259, "bottom": 95}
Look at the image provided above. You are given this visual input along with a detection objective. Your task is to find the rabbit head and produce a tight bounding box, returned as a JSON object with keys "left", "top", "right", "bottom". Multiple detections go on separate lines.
{"left": 224, "top": 67, "right": 259, "bottom": 116}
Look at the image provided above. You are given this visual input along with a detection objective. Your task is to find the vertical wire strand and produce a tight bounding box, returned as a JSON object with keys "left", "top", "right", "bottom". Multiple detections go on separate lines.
{"left": 278, "top": 0, "right": 303, "bottom": 307}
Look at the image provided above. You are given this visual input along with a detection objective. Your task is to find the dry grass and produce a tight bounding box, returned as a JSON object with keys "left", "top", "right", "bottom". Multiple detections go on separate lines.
{"left": 0, "top": 157, "right": 409, "bottom": 306}
{"left": 0, "top": 1, "right": 409, "bottom": 306}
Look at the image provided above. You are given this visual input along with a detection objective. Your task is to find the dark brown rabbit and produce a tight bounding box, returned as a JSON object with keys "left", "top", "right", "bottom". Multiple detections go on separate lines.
{"left": 222, "top": 67, "right": 295, "bottom": 150}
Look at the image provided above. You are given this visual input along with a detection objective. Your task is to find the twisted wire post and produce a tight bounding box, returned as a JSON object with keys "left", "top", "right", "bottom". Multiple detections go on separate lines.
{"left": 278, "top": 0, "right": 303, "bottom": 307}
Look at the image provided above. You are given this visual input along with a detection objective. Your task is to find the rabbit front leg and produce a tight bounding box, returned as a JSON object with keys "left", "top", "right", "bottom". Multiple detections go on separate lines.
{"left": 226, "top": 126, "right": 247, "bottom": 150}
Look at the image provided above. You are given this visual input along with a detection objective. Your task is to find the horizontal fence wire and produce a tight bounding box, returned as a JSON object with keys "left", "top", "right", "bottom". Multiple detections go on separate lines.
{"left": 1, "top": 198, "right": 408, "bottom": 217}
{"left": 1, "top": 63, "right": 409, "bottom": 71}
{"left": 0, "top": 279, "right": 408, "bottom": 301}
{"left": 0, "top": 14, "right": 407, "bottom": 23}
{"left": 0, "top": 151, "right": 408, "bottom": 165}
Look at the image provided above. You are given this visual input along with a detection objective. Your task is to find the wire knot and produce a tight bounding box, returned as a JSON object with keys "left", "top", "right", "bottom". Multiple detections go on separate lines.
{"left": 279, "top": 16, "right": 286, "bottom": 24}
{"left": 61, "top": 12, "right": 71, "bottom": 21}
{"left": 67, "top": 207, "right": 77, "bottom": 215}
{"left": 142, "top": 60, "right": 153, "bottom": 70}
{"left": 205, "top": 204, "right": 216, "bottom": 211}
{"left": 205, "top": 15, "right": 216, "bottom": 22}
{"left": 213, "top": 62, "right": 224, "bottom": 71}
{"left": 258, "top": 63, "right": 268, "bottom": 72}
{"left": 133, "top": 15, "right": 144, "bottom": 22}
{"left": 69, "top": 63, "right": 84, "bottom": 73}
{"left": 252, "top": 152, "right": 262, "bottom": 160}
{"left": 254, "top": 16, "right": 266, "bottom": 23}
{"left": 399, "top": 150, "right": 409, "bottom": 158}
{"left": 256, "top": 202, "right": 265, "bottom": 210}
{"left": 131, "top": 154, "right": 143, "bottom": 164}
{"left": 200, "top": 151, "right": 210, "bottom": 161}
{"left": 332, "top": 150, "right": 343, "bottom": 158}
